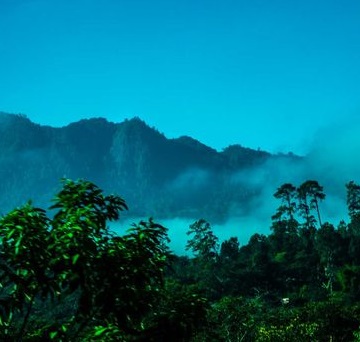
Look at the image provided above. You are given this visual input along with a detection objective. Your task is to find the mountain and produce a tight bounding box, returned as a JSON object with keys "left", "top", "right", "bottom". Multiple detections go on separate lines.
{"left": 0, "top": 112, "right": 300, "bottom": 221}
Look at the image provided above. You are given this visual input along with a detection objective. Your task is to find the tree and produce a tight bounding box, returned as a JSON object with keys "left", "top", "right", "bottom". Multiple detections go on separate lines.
{"left": 270, "top": 183, "right": 300, "bottom": 265}
{"left": 297, "top": 184, "right": 312, "bottom": 229}
{"left": 0, "top": 179, "right": 172, "bottom": 340}
{"left": 314, "top": 223, "right": 344, "bottom": 297}
{"left": 272, "top": 183, "right": 297, "bottom": 222}
{"left": 0, "top": 203, "right": 51, "bottom": 340}
{"left": 346, "top": 181, "right": 360, "bottom": 220}
{"left": 346, "top": 181, "right": 360, "bottom": 236}
{"left": 219, "top": 237, "right": 240, "bottom": 262}
{"left": 297, "top": 180, "right": 325, "bottom": 229}
{"left": 185, "top": 219, "right": 222, "bottom": 300}
{"left": 186, "top": 219, "right": 219, "bottom": 261}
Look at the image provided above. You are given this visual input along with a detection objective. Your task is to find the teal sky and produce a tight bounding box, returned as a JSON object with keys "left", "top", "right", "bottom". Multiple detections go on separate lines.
{"left": 1, "top": 0, "right": 359, "bottom": 154}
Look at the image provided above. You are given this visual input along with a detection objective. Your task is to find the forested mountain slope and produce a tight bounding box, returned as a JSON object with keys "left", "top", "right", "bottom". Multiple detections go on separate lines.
{"left": 0, "top": 112, "right": 299, "bottom": 219}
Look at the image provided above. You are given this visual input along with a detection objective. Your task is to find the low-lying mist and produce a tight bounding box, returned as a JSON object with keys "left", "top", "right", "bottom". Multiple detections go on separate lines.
{"left": 111, "top": 118, "right": 359, "bottom": 255}
{"left": 110, "top": 215, "right": 269, "bottom": 256}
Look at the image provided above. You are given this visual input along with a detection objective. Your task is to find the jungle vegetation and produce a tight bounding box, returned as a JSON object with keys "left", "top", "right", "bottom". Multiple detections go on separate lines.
{"left": 1, "top": 178, "right": 360, "bottom": 341}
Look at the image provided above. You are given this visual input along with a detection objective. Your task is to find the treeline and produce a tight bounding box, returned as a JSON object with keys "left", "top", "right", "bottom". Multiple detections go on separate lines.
{"left": 1, "top": 179, "right": 360, "bottom": 340}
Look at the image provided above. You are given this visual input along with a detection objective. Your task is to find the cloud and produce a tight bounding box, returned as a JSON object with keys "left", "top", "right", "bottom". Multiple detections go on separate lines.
{"left": 110, "top": 216, "right": 271, "bottom": 256}
{"left": 110, "top": 115, "right": 360, "bottom": 255}
{"left": 223, "top": 117, "right": 360, "bottom": 230}
{"left": 166, "top": 167, "right": 211, "bottom": 191}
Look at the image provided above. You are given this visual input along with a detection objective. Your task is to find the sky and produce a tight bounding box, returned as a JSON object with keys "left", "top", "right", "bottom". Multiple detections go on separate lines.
{"left": 1, "top": 0, "right": 360, "bottom": 155}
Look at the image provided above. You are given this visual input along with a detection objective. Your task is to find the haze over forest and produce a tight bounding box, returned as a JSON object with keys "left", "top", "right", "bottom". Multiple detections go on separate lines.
{"left": 2, "top": 1, "right": 360, "bottom": 339}
{"left": 1, "top": 111, "right": 359, "bottom": 253}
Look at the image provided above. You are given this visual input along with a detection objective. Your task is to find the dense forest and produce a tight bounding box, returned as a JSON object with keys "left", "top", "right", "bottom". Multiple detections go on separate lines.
{"left": 0, "top": 112, "right": 298, "bottom": 221}
{"left": 2, "top": 178, "right": 360, "bottom": 341}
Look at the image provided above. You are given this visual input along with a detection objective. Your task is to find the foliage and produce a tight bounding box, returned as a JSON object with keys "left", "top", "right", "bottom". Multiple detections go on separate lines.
{"left": 186, "top": 219, "right": 219, "bottom": 260}
{"left": 1, "top": 177, "right": 360, "bottom": 340}
{"left": 0, "top": 179, "right": 172, "bottom": 340}
{"left": 207, "top": 296, "right": 263, "bottom": 341}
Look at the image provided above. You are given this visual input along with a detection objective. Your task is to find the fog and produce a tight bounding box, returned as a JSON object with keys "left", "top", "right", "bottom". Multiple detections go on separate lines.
{"left": 231, "top": 118, "right": 360, "bottom": 227}
{"left": 111, "top": 118, "right": 360, "bottom": 255}
{"left": 111, "top": 215, "right": 268, "bottom": 256}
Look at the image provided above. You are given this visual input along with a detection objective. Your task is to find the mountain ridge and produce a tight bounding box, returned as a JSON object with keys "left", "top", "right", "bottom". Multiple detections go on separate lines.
{"left": 0, "top": 112, "right": 299, "bottom": 220}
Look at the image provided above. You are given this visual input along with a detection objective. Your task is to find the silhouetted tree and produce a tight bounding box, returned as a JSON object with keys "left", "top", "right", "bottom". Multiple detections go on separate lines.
{"left": 297, "top": 180, "right": 325, "bottom": 228}
{"left": 186, "top": 219, "right": 219, "bottom": 261}
{"left": 272, "top": 183, "right": 297, "bottom": 222}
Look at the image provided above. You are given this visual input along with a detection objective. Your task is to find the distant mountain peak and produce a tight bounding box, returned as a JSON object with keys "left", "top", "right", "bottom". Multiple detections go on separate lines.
{"left": 174, "top": 135, "right": 218, "bottom": 154}
{"left": 0, "top": 112, "right": 31, "bottom": 124}
{"left": 0, "top": 110, "right": 299, "bottom": 220}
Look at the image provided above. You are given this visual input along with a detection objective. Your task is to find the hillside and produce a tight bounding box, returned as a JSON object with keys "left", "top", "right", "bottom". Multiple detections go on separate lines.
{"left": 0, "top": 112, "right": 299, "bottom": 220}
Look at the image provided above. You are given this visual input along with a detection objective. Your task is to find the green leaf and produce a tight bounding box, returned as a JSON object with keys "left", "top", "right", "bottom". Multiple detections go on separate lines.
{"left": 6, "top": 229, "right": 16, "bottom": 239}
{"left": 49, "top": 331, "right": 58, "bottom": 339}
{"left": 94, "top": 326, "right": 108, "bottom": 336}
{"left": 72, "top": 254, "right": 80, "bottom": 265}
{"left": 14, "top": 236, "right": 22, "bottom": 255}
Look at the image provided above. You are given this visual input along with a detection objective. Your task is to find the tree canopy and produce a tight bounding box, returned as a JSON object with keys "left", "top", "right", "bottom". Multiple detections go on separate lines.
{"left": 1, "top": 178, "right": 360, "bottom": 341}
